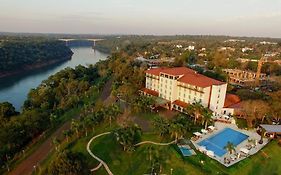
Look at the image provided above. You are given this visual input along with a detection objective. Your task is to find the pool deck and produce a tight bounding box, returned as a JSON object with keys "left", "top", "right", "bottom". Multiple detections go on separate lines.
{"left": 191, "top": 122, "right": 269, "bottom": 167}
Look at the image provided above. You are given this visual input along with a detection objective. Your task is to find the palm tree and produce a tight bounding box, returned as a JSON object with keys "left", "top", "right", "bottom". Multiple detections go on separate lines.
{"left": 202, "top": 108, "right": 213, "bottom": 129}
{"left": 105, "top": 104, "right": 121, "bottom": 127}
{"left": 169, "top": 122, "right": 185, "bottom": 142}
{"left": 71, "top": 119, "right": 80, "bottom": 138}
{"left": 52, "top": 137, "right": 61, "bottom": 151}
{"left": 224, "top": 141, "right": 235, "bottom": 154}
{"left": 152, "top": 116, "right": 169, "bottom": 136}
{"left": 114, "top": 125, "right": 142, "bottom": 151}
{"left": 63, "top": 129, "right": 73, "bottom": 142}
{"left": 186, "top": 102, "right": 204, "bottom": 124}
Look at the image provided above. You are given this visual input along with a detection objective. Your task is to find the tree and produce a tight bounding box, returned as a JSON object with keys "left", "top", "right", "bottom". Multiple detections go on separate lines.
{"left": 52, "top": 137, "right": 61, "bottom": 151}
{"left": 105, "top": 104, "right": 121, "bottom": 127}
{"left": 224, "top": 142, "right": 235, "bottom": 154}
{"left": 0, "top": 102, "right": 18, "bottom": 119}
{"left": 202, "top": 108, "right": 213, "bottom": 129}
{"left": 71, "top": 119, "right": 80, "bottom": 138}
{"left": 241, "top": 100, "right": 270, "bottom": 127}
{"left": 63, "top": 130, "right": 73, "bottom": 142}
{"left": 269, "top": 90, "right": 281, "bottom": 124}
{"left": 186, "top": 102, "right": 204, "bottom": 124}
{"left": 47, "top": 150, "right": 89, "bottom": 175}
{"left": 114, "top": 125, "right": 142, "bottom": 152}
{"left": 152, "top": 116, "right": 170, "bottom": 136}
{"left": 169, "top": 122, "right": 185, "bottom": 142}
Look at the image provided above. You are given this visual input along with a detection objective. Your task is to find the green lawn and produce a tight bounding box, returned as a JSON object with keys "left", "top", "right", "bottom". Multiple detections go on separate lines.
{"left": 66, "top": 130, "right": 281, "bottom": 175}
{"left": 37, "top": 110, "right": 281, "bottom": 175}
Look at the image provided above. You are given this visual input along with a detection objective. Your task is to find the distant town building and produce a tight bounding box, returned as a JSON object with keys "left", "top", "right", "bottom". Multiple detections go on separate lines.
{"left": 200, "top": 48, "right": 206, "bottom": 52}
{"left": 237, "top": 58, "right": 258, "bottom": 63}
{"left": 260, "top": 41, "right": 278, "bottom": 45}
{"left": 224, "top": 39, "right": 245, "bottom": 43}
{"left": 176, "top": 45, "right": 183, "bottom": 48}
{"left": 185, "top": 46, "right": 195, "bottom": 51}
{"left": 141, "top": 67, "right": 239, "bottom": 116}
{"left": 223, "top": 69, "right": 267, "bottom": 86}
{"left": 242, "top": 47, "right": 253, "bottom": 53}
{"left": 218, "top": 47, "right": 235, "bottom": 52}
{"left": 198, "top": 53, "right": 207, "bottom": 57}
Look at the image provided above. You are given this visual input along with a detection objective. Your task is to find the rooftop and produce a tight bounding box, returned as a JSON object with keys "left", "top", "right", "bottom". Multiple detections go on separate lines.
{"left": 260, "top": 125, "right": 281, "bottom": 133}
{"left": 145, "top": 67, "right": 225, "bottom": 88}
{"left": 224, "top": 94, "right": 241, "bottom": 108}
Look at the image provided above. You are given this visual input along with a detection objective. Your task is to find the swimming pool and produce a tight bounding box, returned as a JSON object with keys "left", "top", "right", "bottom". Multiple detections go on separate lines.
{"left": 198, "top": 128, "right": 249, "bottom": 157}
{"left": 178, "top": 146, "right": 193, "bottom": 156}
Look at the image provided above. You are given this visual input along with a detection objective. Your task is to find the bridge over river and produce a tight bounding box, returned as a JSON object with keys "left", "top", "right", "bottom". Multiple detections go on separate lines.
{"left": 58, "top": 38, "right": 105, "bottom": 47}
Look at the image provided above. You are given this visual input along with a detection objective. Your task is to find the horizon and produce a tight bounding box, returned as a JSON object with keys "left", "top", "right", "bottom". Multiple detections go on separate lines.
{"left": 0, "top": 0, "right": 281, "bottom": 38}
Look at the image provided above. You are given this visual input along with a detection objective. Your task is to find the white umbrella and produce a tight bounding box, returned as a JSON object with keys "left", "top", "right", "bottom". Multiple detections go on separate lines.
{"left": 201, "top": 129, "right": 208, "bottom": 134}
{"left": 193, "top": 132, "right": 202, "bottom": 136}
{"left": 240, "top": 148, "right": 249, "bottom": 154}
{"left": 206, "top": 150, "right": 215, "bottom": 157}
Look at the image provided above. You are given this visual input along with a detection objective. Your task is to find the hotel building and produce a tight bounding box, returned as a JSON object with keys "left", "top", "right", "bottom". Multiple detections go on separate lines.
{"left": 141, "top": 67, "right": 239, "bottom": 116}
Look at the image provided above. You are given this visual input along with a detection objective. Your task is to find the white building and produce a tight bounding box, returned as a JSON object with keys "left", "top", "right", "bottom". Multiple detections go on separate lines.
{"left": 185, "top": 46, "right": 195, "bottom": 51}
{"left": 242, "top": 47, "right": 253, "bottom": 53}
{"left": 176, "top": 45, "right": 183, "bottom": 48}
{"left": 141, "top": 67, "right": 238, "bottom": 117}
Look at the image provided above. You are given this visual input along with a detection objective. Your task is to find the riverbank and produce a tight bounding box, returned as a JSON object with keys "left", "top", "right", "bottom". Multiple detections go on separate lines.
{"left": 0, "top": 54, "right": 73, "bottom": 79}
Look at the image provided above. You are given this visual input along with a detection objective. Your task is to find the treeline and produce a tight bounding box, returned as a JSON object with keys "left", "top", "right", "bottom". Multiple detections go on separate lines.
{"left": 0, "top": 63, "right": 108, "bottom": 169}
{"left": 0, "top": 39, "right": 73, "bottom": 73}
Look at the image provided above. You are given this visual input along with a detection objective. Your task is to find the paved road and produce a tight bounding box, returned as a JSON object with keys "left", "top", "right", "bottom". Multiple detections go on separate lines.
{"left": 9, "top": 79, "right": 113, "bottom": 175}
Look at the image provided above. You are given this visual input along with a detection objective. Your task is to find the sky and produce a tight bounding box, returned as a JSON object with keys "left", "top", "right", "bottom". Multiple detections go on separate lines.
{"left": 0, "top": 0, "right": 280, "bottom": 38}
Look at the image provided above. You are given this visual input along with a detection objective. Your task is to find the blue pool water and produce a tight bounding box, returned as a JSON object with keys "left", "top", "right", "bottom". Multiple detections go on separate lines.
{"left": 178, "top": 146, "right": 193, "bottom": 156}
{"left": 198, "top": 128, "right": 249, "bottom": 157}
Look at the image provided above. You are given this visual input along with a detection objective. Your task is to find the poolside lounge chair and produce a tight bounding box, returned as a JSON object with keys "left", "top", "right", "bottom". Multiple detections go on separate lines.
{"left": 193, "top": 132, "right": 202, "bottom": 137}
{"left": 201, "top": 129, "right": 208, "bottom": 134}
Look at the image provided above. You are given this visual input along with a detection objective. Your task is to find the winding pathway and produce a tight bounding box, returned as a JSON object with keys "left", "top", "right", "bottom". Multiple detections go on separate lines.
{"left": 86, "top": 132, "right": 113, "bottom": 175}
{"left": 87, "top": 132, "right": 175, "bottom": 175}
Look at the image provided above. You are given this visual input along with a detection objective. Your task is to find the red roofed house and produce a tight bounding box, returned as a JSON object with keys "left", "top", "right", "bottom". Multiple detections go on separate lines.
{"left": 141, "top": 67, "right": 233, "bottom": 116}
{"left": 222, "top": 94, "right": 242, "bottom": 116}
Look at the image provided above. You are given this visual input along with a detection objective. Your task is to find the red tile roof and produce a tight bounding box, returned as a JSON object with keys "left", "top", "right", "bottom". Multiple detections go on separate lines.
{"left": 224, "top": 94, "right": 241, "bottom": 108}
{"left": 145, "top": 67, "right": 225, "bottom": 88}
{"left": 141, "top": 88, "right": 159, "bottom": 97}
{"left": 172, "top": 100, "right": 189, "bottom": 108}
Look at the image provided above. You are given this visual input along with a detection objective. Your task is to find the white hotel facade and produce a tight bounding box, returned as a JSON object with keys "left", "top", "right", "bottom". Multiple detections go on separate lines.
{"left": 141, "top": 67, "right": 239, "bottom": 116}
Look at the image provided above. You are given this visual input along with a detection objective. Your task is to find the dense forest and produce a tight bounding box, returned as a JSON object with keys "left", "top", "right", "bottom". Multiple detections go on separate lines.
{"left": 0, "top": 62, "right": 109, "bottom": 170}
{"left": 0, "top": 39, "right": 73, "bottom": 75}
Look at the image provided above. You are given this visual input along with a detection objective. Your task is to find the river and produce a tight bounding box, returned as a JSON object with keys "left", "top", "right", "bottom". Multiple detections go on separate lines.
{"left": 0, "top": 47, "right": 109, "bottom": 111}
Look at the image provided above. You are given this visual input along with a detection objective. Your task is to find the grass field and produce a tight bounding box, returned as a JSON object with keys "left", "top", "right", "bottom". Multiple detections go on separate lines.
{"left": 66, "top": 126, "right": 281, "bottom": 175}
{"left": 37, "top": 111, "right": 281, "bottom": 175}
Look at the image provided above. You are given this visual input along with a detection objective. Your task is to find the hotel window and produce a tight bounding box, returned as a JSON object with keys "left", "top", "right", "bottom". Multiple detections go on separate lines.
{"left": 189, "top": 95, "right": 191, "bottom": 99}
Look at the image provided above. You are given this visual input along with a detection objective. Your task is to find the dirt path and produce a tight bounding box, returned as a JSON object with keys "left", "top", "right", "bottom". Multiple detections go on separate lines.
{"left": 9, "top": 121, "right": 71, "bottom": 175}
{"left": 9, "top": 79, "right": 113, "bottom": 175}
